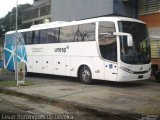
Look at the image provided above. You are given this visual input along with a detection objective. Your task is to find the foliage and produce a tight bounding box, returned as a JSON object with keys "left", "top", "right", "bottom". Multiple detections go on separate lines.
{"left": 0, "top": 4, "right": 32, "bottom": 39}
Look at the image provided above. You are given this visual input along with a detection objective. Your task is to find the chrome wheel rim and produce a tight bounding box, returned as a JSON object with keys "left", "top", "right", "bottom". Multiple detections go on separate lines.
{"left": 82, "top": 69, "right": 90, "bottom": 81}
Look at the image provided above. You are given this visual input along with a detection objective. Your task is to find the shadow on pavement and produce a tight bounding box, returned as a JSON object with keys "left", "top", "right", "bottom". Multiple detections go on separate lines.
{"left": 26, "top": 73, "right": 156, "bottom": 88}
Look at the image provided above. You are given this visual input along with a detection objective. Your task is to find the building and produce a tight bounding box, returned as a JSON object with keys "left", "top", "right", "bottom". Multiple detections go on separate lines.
{"left": 22, "top": 0, "right": 51, "bottom": 25}
{"left": 51, "top": 0, "right": 137, "bottom": 21}
{"left": 138, "top": 0, "right": 160, "bottom": 73}
{"left": 22, "top": 0, "right": 137, "bottom": 24}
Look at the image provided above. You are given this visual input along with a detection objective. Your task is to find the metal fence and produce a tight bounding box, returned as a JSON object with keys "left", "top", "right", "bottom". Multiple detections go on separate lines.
{"left": 22, "top": 4, "right": 51, "bottom": 21}
{"left": 150, "top": 40, "right": 160, "bottom": 58}
{"left": 138, "top": 0, "right": 160, "bottom": 15}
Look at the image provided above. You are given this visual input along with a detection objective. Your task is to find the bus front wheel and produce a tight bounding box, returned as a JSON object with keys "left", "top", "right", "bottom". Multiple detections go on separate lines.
{"left": 79, "top": 66, "right": 92, "bottom": 84}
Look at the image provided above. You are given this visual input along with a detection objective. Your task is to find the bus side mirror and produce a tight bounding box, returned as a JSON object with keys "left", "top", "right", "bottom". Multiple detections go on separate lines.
{"left": 113, "top": 32, "right": 133, "bottom": 47}
{"left": 127, "top": 34, "right": 133, "bottom": 47}
{"left": 100, "top": 32, "right": 115, "bottom": 38}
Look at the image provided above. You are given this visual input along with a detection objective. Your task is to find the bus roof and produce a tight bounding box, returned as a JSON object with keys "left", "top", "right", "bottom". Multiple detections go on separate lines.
{"left": 6, "top": 16, "right": 145, "bottom": 34}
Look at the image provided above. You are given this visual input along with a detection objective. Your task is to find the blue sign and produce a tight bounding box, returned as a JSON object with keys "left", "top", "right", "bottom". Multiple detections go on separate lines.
{"left": 109, "top": 64, "right": 113, "bottom": 69}
{"left": 4, "top": 32, "right": 27, "bottom": 71}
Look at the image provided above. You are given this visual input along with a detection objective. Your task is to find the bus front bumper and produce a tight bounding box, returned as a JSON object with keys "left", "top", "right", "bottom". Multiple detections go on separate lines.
{"left": 116, "top": 69, "right": 151, "bottom": 82}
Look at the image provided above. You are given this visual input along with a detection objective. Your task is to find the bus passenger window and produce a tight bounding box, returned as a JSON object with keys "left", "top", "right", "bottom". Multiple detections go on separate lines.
{"left": 21, "top": 32, "right": 26, "bottom": 44}
{"left": 73, "top": 26, "right": 83, "bottom": 42}
{"left": 73, "top": 23, "right": 95, "bottom": 42}
{"left": 40, "top": 30, "right": 47, "bottom": 44}
{"left": 26, "top": 32, "right": 33, "bottom": 44}
{"left": 59, "top": 26, "right": 75, "bottom": 43}
{"left": 78, "top": 23, "right": 95, "bottom": 41}
{"left": 47, "top": 28, "right": 59, "bottom": 43}
{"left": 32, "top": 31, "right": 39, "bottom": 44}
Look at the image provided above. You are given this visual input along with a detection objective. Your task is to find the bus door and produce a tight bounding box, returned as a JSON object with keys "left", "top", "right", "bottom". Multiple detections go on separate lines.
{"left": 98, "top": 21, "right": 118, "bottom": 81}
{"left": 99, "top": 35, "right": 118, "bottom": 81}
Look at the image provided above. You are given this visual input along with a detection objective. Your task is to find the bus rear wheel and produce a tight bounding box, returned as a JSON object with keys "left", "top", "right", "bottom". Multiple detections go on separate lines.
{"left": 79, "top": 66, "right": 92, "bottom": 84}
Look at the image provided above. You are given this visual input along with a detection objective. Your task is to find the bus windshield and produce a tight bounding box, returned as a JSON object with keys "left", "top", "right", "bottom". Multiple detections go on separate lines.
{"left": 118, "top": 21, "right": 151, "bottom": 64}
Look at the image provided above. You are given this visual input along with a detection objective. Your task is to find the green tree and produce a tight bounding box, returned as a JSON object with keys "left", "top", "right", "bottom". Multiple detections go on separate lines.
{"left": 0, "top": 3, "right": 32, "bottom": 39}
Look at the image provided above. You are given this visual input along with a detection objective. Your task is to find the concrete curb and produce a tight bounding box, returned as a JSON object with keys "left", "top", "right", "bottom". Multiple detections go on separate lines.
{"left": 0, "top": 86, "right": 141, "bottom": 120}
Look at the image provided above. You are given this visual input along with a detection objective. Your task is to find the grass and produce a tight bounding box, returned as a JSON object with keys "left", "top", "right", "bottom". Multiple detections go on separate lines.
{"left": 0, "top": 80, "right": 34, "bottom": 87}
{"left": 0, "top": 68, "right": 14, "bottom": 75}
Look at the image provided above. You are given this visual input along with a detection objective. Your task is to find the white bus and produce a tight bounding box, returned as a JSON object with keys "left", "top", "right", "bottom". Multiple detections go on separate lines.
{"left": 4, "top": 17, "right": 151, "bottom": 84}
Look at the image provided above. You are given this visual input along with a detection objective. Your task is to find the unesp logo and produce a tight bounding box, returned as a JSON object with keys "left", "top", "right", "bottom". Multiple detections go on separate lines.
{"left": 54, "top": 45, "right": 69, "bottom": 53}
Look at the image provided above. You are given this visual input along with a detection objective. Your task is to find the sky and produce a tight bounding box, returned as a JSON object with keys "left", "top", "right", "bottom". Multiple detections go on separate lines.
{"left": 0, "top": 0, "right": 33, "bottom": 18}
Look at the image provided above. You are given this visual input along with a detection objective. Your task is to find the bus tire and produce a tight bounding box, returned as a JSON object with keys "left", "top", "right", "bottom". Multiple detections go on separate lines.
{"left": 79, "top": 66, "right": 92, "bottom": 84}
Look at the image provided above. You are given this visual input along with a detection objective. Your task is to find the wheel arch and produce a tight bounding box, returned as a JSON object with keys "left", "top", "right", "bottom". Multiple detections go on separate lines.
{"left": 77, "top": 63, "right": 93, "bottom": 78}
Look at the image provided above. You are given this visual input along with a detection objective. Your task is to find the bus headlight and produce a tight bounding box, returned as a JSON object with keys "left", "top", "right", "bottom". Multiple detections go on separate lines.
{"left": 147, "top": 68, "right": 151, "bottom": 72}
{"left": 120, "top": 67, "right": 134, "bottom": 74}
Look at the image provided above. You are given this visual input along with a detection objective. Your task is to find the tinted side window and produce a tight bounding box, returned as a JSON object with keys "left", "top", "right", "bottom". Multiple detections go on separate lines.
{"left": 21, "top": 29, "right": 59, "bottom": 44}
{"left": 59, "top": 26, "right": 76, "bottom": 43}
{"left": 39, "top": 29, "right": 59, "bottom": 44}
{"left": 26, "top": 32, "right": 32, "bottom": 44}
{"left": 47, "top": 28, "right": 59, "bottom": 43}
{"left": 73, "top": 23, "right": 95, "bottom": 42}
{"left": 21, "top": 32, "right": 26, "bottom": 44}
{"left": 40, "top": 30, "right": 48, "bottom": 44}
{"left": 33, "top": 31, "right": 39, "bottom": 44}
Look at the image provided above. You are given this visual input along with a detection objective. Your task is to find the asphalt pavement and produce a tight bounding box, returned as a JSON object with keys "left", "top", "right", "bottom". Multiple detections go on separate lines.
{"left": 0, "top": 74, "right": 160, "bottom": 120}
